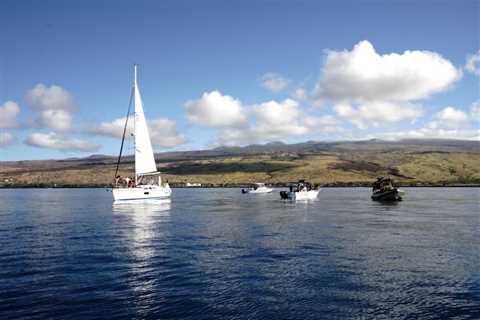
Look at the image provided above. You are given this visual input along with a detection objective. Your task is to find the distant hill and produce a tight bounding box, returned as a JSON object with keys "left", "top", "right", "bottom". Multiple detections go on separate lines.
{"left": 1, "top": 139, "right": 479, "bottom": 187}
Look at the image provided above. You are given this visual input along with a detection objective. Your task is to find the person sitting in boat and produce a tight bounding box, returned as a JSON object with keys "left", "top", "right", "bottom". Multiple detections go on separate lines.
{"left": 373, "top": 177, "right": 394, "bottom": 193}
{"left": 128, "top": 178, "right": 135, "bottom": 188}
{"left": 115, "top": 175, "right": 124, "bottom": 186}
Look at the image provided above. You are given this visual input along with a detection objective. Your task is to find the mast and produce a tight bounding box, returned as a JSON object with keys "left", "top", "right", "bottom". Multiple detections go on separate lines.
{"left": 134, "top": 64, "right": 137, "bottom": 184}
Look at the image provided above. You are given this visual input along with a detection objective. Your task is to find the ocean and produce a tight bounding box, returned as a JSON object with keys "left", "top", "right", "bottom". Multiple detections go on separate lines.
{"left": 0, "top": 187, "right": 479, "bottom": 319}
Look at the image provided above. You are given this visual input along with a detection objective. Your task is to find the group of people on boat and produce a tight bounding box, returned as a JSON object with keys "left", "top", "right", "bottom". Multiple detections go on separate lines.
{"left": 372, "top": 176, "right": 394, "bottom": 192}
{"left": 371, "top": 176, "right": 403, "bottom": 201}
{"left": 289, "top": 180, "right": 316, "bottom": 192}
{"left": 115, "top": 175, "right": 136, "bottom": 188}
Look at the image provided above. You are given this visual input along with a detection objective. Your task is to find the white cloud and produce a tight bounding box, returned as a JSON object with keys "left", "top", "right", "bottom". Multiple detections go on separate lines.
{"left": 260, "top": 73, "right": 290, "bottom": 93}
{"left": 378, "top": 127, "right": 480, "bottom": 141}
{"left": 430, "top": 106, "right": 469, "bottom": 129}
{"left": 25, "top": 84, "right": 76, "bottom": 131}
{"left": 216, "top": 98, "right": 343, "bottom": 146}
{"left": 36, "top": 109, "right": 72, "bottom": 131}
{"left": 334, "top": 101, "right": 423, "bottom": 129}
{"left": 0, "top": 132, "right": 16, "bottom": 147}
{"left": 148, "top": 118, "right": 186, "bottom": 148}
{"left": 292, "top": 87, "right": 308, "bottom": 101}
{"left": 88, "top": 117, "right": 185, "bottom": 148}
{"left": 470, "top": 101, "right": 480, "bottom": 121}
{"left": 89, "top": 117, "right": 129, "bottom": 138}
{"left": 465, "top": 50, "right": 480, "bottom": 76}
{"left": 377, "top": 106, "right": 479, "bottom": 141}
{"left": 25, "top": 84, "right": 76, "bottom": 111}
{"left": 25, "top": 132, "right": 100, "bottom": 152}
{"left": 314, "top": 40, "right": 461, "bottom": 102}
{"left": 185, "top": 90, "right": 247, "bottom": 128}
{"left": 312, "top": 40, "right": 460, "bottom": 129}
{"left": 253, "top": 99, "right": 309, "bottom": 137}
{"left": 0, "top": 101, "right": 20, "bottom": 128}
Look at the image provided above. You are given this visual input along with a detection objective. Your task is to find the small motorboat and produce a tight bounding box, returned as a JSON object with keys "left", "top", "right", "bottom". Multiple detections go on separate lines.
{"left": 242, "top": 183, "right": 273, "bottom": 194}
{"left": 186, "top": 182, "right": 202, "bottom": 187}
{"left": 280, "top": 180, "right": 320, "bottom": 201}
{"left": 371, "top": 177, "right": 403, "bottom": 201}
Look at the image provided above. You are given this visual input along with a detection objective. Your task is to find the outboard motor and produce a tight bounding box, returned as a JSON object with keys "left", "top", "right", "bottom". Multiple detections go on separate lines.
{"left": 280, "top": 191, "right": 289, "bottom": 199}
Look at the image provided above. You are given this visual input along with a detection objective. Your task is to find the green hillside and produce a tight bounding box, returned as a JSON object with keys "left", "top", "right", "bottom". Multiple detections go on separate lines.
{"left": 1, "top": 139, "right": 479, "bottom": 187}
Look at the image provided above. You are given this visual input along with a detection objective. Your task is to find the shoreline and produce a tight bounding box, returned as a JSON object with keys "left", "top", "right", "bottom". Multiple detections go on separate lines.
{"left": 1, "top": 183, "right": 480, "bottom": 189}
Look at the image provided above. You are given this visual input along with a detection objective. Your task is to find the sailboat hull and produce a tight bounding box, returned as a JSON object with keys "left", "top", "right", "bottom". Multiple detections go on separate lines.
{"left": 113, "top": 185, "right": 172, "bottom": 202}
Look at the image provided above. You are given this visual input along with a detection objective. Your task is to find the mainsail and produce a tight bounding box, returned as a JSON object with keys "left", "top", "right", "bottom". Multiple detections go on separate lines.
{"left": 133, "top": 65, "right": 157, "bottom": 175}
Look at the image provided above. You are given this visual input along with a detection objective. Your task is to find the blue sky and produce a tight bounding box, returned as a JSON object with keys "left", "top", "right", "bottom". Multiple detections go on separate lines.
{"left": 0, "top": 0, "right": 478, "bottom": 160}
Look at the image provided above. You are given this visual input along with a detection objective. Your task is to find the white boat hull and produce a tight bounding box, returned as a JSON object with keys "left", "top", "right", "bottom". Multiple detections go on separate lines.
{"left": 248, "top": 187, "right": 273, "bottom": 194}
{"left": 285, "top": 189, "right": 320, "bottom": 200}
{"left": 113, "top": 185, "right": 171, "bottom": 202}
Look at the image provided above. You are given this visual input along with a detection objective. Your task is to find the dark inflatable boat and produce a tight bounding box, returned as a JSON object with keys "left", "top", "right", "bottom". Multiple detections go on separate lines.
{"left": 371, "top": 177, "right": 403, "bottom": 202}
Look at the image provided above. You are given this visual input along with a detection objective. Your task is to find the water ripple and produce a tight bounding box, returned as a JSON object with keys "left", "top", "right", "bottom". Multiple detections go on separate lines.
{"left": 0, "top": 187, "right": 478, "bottom": 319}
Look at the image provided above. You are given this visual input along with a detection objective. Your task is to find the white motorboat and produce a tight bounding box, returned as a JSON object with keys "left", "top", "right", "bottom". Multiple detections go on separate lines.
{"left": 112, "top": 65, "right": 171, "bottom": 202}
{"left": 186, "top": 182, "right": 202, "bottom": 187}
{"left": 280, "top": 180, "right": 320, "bottom": 200}
{"left": 242, "top": 183, "right": 273, "bottom": 194}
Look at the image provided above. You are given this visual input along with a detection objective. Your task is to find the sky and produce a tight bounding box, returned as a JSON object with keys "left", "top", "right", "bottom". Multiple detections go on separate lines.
{"left": 0, "top": 0, "right": 479, "bottom": 160}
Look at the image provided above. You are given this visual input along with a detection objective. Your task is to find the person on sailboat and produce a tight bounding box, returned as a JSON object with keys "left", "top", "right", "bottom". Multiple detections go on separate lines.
{"left": 115, "top": 175, "right": 123, "bottom": 186}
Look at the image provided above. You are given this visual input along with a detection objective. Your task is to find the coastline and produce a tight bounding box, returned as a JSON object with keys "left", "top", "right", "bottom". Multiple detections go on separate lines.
{"left": 2, "top": 182, "right": 480, "bottom": 189}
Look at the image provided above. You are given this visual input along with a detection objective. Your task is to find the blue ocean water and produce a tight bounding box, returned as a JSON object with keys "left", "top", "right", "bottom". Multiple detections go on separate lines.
{"left": 0, "top": 187, "right": 479, "bottom": 319}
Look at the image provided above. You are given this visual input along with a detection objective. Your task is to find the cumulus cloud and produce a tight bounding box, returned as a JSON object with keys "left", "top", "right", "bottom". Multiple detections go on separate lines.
{"left": 430, "top": 106, "right": 469, "bottom": 129}
{"left": 216, "top": 99, "right": 343, "bottom": 146}
{"left": 89, "top": 117, "right": 129, "bottom": 138}
{"left": 36, "top": 109, "right": 72, "bottom": 131}
{"left": 312, "top": 41, "right": 461, "bottom": 128}
{"left": 148, "top": 118, "right": 186, "bottom": 148}
{"left": 377, "top": 127, "right": 480, "bottom": 141}
{"left": 470, "top": 101, "right": 480, "bottom": 121}
{"left": 465, "top": 50, "right": 480, "bottom": 76}
{"left": 314, "top": 40, "right": 461, "bottom": 102}
{"left": 88, "top": 117, "right": 185, "bottom": 148}
{"left": 292, "top": 87, "right": 308, "bottom": 101}
{"left": 0, "top": 101, "right": 20, "bottom": 128}
{"left": 25, "top": 132, "right": 100, "bottom": 152}
{"left": 0, "top": 132, "right": 16, "bottom": 147}
{"left": 25, "top": 84, "right": 76, "bottom": 111}
{"left": 376, "top": 106, "right": 479, "bottom": 141}
{"left": 260, "top": 73, "right": 290, "bottom": 93}
{"left": 253, "top": 99, "right": 308, "bottom": 137}
{"left": 334, "top": 101, "right": 423, "bottom": 129}
{"left": 25, "top": 84, "right": 77, "bottom": 131}
{"left": 185, "top": 90, "right": 247, "bottom": 128}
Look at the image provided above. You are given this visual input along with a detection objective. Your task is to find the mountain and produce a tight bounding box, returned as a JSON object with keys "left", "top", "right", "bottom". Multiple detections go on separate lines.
{"left": 1, "top": 139, "right": 479, "bottom": 187}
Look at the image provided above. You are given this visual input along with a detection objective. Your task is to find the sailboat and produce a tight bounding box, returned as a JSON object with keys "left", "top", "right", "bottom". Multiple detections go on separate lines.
{"left": 112, "top": 65, "right": 172, "bottom": 202}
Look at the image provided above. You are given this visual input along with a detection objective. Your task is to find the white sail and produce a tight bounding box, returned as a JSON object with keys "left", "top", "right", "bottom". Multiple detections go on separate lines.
{"left": 133, "top": 65, "right": 157, "bottom": 175}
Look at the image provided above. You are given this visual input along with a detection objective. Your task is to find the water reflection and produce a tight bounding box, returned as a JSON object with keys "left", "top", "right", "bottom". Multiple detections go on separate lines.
{"left": 112, "top": 199, "right": 171, "bottom": 259}
{"left": 1, "top": 188, "right": 478, "bottom": 319}
{"left": 112, "top": 200, "right": 173, "bottom": 317}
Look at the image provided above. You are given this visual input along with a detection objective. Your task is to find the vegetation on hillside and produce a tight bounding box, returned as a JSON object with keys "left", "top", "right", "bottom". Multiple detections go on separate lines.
{"left": 1, "top": 140, "right": 479, "bottom": 187}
